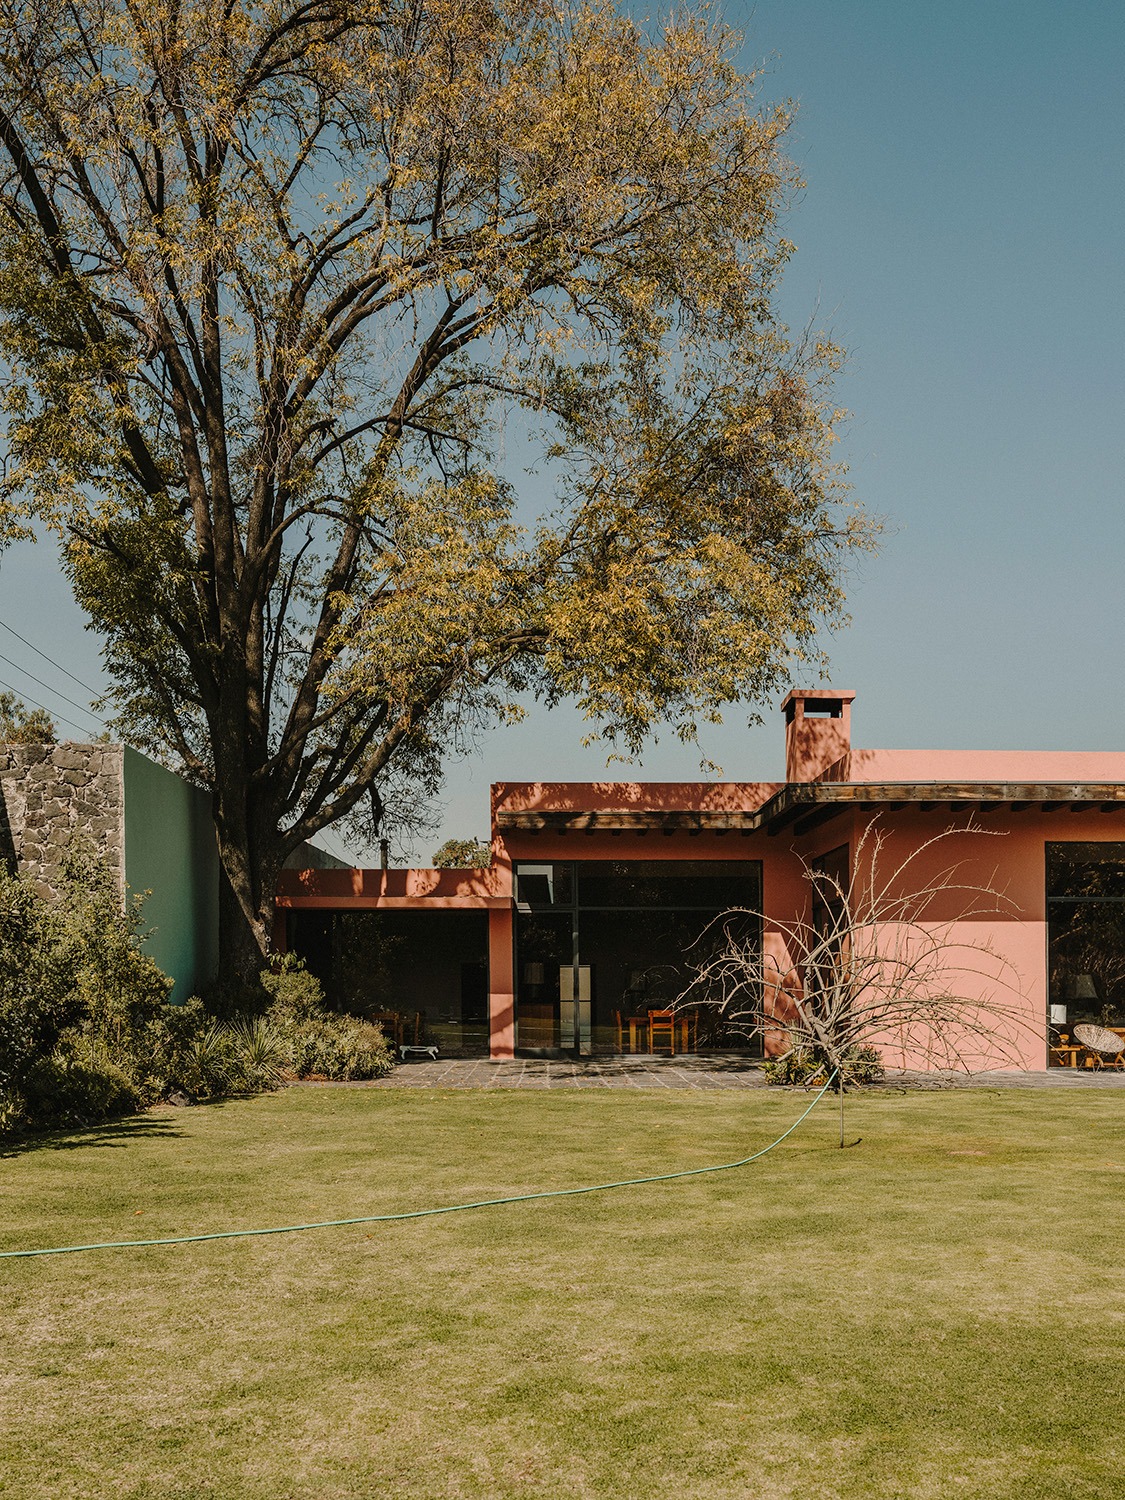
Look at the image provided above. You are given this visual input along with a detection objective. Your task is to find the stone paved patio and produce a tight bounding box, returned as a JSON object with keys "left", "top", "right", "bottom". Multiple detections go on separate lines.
{"left": 300, "top": 1056, "right": 1125, "bottom": 1091}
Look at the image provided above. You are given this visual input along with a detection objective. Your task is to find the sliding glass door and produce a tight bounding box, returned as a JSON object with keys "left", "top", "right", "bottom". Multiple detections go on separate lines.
{"left": 513, "top": 860, "right": 761, "bottom": 1055}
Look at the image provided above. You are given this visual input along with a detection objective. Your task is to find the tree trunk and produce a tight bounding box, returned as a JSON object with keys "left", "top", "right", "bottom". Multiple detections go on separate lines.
{"left": 218, "top": 863, "right": 275, "bottom": 988}
{"left": 212, "top": 770, "right": 286, "bottom": 991}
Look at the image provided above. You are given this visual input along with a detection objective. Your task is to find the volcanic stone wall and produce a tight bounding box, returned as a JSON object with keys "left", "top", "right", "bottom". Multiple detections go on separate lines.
{"left": 0, "top": 742, "right": 124, "bottom": 899}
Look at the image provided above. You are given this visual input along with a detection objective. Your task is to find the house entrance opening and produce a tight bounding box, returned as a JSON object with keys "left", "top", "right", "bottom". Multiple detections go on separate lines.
{"left": 513, "top": 860, "right": 762, "bottom": 1057}
{"left": 286, "top": 909, "right": 490, "bottom": 1055}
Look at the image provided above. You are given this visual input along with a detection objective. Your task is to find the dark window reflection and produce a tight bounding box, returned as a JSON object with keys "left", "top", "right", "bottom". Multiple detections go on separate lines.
{"left": 1048, "top": 901, "right": 1125, "bottom": 1022}
{"left": 515, "top": 863, "right": 573, "bottom": 907}
{"left": 287, "top": 909, "right": 490, "bottom": 1055}
{"left": 515, "top": 912, "right": 572, "bottom": 1050}
{"left": 1047, "top": 843, "right": 1125, "bottom": 901}
{"left": 513, "top": 859, "right": 761, "bottom": 1054}
{"left": 575, "top": 860, "right": 761, "bottom": 911}
{"left": 1047, "top": 844, "right": 1125, "bottom": 1047}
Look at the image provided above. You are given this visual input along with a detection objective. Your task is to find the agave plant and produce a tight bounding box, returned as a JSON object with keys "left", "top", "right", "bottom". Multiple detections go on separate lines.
{"left": 185, "top": 1021, "right": 235, "bottom": 1097}
{"left": 229, "top": 1017, "right": 288, "bottom": 1091}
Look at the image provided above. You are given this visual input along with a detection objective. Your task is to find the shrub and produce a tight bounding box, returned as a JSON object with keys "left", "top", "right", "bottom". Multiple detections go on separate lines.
{"left": 0, "top": 867, "right": 395, "bottom": 1135}
{"left": 0, "top": 850, "right": 174, "bottom": 1128}
{"left": 260, "top": 956, "right": 324, "bottom": 1022}
{"left": 848, "top": 1045, "right": 885, "bottom": 1086}
{"left": 762, "top": 1048, "right": 827, "bottom": 1087}
{"left": 0, "top": 865, "right": 82, "bottom": 1108}
{"left": 281, "top": 1009, "right": 394, "bottom": 1081}
{"left": 228, "top": 1016, "right": 288, "bottom": 1091}
{"left": 144, "top": 998, "right": 241, "bottom": 1101}
{"left": 20, "top": 1040, "right": 139, "bottom": 1126}
{"left": 262, "top": 958, "right": 394, "bottom": 1081}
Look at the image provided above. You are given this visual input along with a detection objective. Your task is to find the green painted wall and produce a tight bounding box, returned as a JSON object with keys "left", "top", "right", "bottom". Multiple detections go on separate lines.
{"left": 122, "top": 748, "right": 219, "bottom": 1000}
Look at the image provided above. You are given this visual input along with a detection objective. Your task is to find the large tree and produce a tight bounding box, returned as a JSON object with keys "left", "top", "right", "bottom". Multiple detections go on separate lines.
{"left": 0, "top": 0, "right": 870, "bottom": 977}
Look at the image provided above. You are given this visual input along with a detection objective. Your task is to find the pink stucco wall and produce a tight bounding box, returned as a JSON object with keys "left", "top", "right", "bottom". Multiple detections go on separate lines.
{"left": 838, "top": 812, "right": 1050, "bottom": 1071}
{"left": 820, "top": 747, "right": 1125, "bottom": 784}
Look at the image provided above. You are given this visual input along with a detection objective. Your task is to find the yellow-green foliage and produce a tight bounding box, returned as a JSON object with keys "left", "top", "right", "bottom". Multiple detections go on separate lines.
{"left": 0, "top": 0, "right": 875, "bottom": 963}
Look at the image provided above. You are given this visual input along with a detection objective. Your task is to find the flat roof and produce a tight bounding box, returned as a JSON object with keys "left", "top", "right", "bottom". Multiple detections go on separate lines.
{"left": 496, "top": 781, "right": 1125, "bottom": 840}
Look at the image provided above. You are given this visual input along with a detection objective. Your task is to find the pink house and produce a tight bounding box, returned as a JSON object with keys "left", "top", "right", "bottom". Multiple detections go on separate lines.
{"left": 276, "top": 691, "right": 1125, "bottom": 1070}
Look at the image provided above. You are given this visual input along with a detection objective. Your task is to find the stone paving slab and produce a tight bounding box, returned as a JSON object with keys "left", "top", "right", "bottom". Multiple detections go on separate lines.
{"left": 889, "top": 1067, "right": 1125, "bottom": 1090}
{"left": 298, "top": 1056, "right": 1125, "bottom": 1092}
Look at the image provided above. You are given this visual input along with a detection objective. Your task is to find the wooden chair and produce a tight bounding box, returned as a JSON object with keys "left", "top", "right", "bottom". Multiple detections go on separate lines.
{"left": 1049, "top": 1033, "right": 1082, "bottom": 1068}
{"left": 648, "top": 1009, "right": 677, "bottom": 1055}
{"left": 371, "top": 1010, "right": 403, "bottom": 1046}
{"left": 615, "top": 1011, "right": 648, "bottom": 1054}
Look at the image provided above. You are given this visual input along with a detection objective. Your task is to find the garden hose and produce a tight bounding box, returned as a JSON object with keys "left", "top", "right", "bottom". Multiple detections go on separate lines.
{"left": 0, "top": 1073, "right": 836, "bottom": 1261}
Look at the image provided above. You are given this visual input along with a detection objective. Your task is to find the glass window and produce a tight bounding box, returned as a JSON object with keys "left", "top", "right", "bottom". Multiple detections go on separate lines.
{"left": 514, "top": 911, "right": 573, "bottom": 1050}
{"left": 810, "top": 845, "right": 849, "bottom": 937}
{"left": 1047, "top": 842, "right": 1125, "bottom": 901}
{"left": 574, "top": 860, "right": 761, "bottom": 911}
{"left": 1047, "top": 844, "right": 1125, "bottom": 1050}
{"left": 514, "top": 859, "right": 762, "bottom": 1055}
{"left": 1048, "top": 901, "right": 1125, "bottom": 1021}
{"left": 286, "top": 909, "right": 490, "bottom": 1056}
{"left": 515, "top": 863, "right": 573, "bottom": 907}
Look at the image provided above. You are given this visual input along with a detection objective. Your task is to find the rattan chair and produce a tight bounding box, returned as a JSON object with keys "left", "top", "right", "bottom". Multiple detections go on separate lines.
{"left": 1072, "top": 1023, "right": 1125, "bottom": 1071}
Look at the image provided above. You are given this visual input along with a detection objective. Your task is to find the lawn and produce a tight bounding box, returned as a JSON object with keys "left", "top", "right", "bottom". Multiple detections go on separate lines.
{"left": 1, "top": 1084, "right": 1123, "bottom": 1500}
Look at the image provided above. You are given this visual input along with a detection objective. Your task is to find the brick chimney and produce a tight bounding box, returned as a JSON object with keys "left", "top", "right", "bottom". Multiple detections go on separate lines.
{"left": 783, "top": 689, "right": 855, "bottom": 783}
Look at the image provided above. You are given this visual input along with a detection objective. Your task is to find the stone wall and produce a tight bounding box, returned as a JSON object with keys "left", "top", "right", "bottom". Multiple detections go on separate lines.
{"left": 0, "top": 742, "right": 125, "bottom": 900}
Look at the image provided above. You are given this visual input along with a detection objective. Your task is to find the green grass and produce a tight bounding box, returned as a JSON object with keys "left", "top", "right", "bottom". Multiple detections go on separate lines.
{"left": 2, "top": 1085, "right": 1124, "bottom": 1499}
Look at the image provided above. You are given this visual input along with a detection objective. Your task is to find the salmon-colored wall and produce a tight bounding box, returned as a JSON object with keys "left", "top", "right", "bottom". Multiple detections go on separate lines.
{"left": 276, "top": 865, "right": 510, "bottom": 907}
{"left": 823, "top": 747, "right": 1125, "bottom": 783}
{"left": 488, "top": 907, "right": 516, "bottom": 1058}
{"left": 839, "top": 813, "right": 1051, "bottom": 1071}
{"left": 784, "top": 691, "right": 854, "bottom": 783}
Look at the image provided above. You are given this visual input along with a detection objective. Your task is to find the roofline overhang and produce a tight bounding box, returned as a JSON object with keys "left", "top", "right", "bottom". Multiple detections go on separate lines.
{"left": 495, "top": 782, "right": 1125, "bottom": 840}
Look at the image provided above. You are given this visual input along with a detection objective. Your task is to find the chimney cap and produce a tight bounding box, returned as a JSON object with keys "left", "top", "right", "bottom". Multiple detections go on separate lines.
{"left": 782, "top": 687, "right": 855, "bottom": 709}
{"left": 782, "top": 688, "right": 855, "bottom": 725}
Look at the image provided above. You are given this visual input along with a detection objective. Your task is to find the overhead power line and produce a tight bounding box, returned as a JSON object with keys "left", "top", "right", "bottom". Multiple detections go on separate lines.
{"left": 0, "top": 648, "right": 109, "bottom": 725}
{"left": 0, "top": 616, "right": 104, "bottom": 699}
{"left": 0, "top": 672, "right": 102, "bottom": 740}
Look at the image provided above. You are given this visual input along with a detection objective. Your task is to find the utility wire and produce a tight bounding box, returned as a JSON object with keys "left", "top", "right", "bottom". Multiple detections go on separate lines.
{"left": 317, "top": 829, "right": 360, "bottom": 866}
{"left": 0, "top": 616, "right": 103, "bottom": 699}
{"left": 0, "top": 649, "right": 109, "bottom": 725}
{"left": 0, "top": 672, "right": 102, "bottom": 740}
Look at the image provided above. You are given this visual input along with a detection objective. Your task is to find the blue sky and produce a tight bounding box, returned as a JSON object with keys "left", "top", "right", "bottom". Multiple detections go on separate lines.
{"left": 0, "top": 0, "right": 1122, "bottom": 862}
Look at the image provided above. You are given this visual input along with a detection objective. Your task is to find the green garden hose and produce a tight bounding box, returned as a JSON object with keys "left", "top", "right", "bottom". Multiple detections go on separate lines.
{"left": 0, "top": 1074, "right": 836, "bottom": 1261}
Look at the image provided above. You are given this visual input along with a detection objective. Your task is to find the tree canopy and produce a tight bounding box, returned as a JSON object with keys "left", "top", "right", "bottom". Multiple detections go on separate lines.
{"left": 432, "top": 837, "right": 491, "bottom": 870}
{"left": 0, "top": 690, "right": 55, "bottom": 744}
{"left": 0, "top": 0, "right": 872, "bottom": 971}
